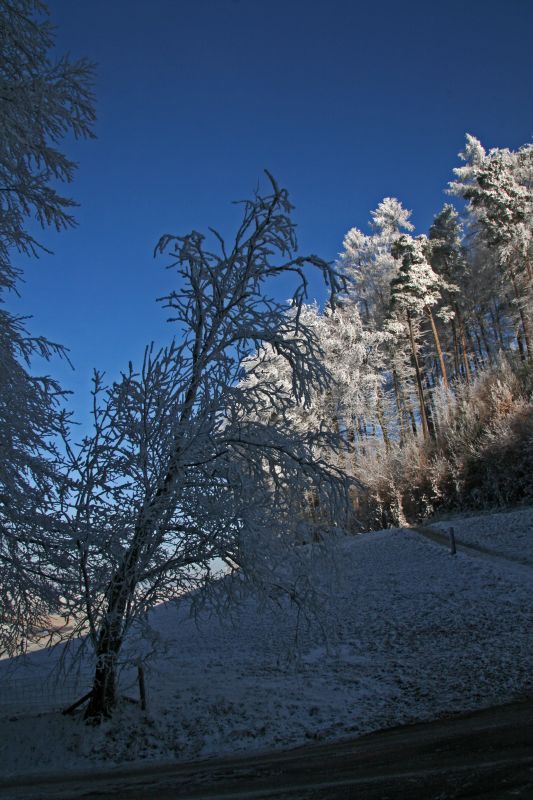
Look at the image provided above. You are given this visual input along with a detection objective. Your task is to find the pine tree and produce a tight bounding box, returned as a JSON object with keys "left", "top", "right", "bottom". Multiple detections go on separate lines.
{"left": 449, "top": 135, "right": 533, "bottom": 360}
{"left": 428, "top": 205, "right": 472, "bottom": 381}
{"left": 389, "top": 235, "right": 456, "bottom": 437}
{"left": 0, "top": 0, "right": 95, "bottom": 656}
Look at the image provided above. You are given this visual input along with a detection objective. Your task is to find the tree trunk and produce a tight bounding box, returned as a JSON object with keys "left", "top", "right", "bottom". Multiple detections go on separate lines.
{"left": 406, "top": 311, "right": 431, "bottom": 441}
{"left": 456, "top": 308, "right": 472, "bottom": 383}
{"left": 451, "top": 319, "right": 461, "bottom": 381}
{"left": 84, "top": 392, "right": 196, "bottom": 721}
{"left": 376, "top": 389, "right": 391, "bottom": 452}
{"left": 84, "top": 638, "right": 120, "bottom": 721}
{"left": 84, "top": 510, "right": 155, "bottom": 720}
{"left": 476, "top": 312, "right": 494, "bottom": 366}
{"left": 509, "top": 268, "right": 532, "bottom": 360}
{"left": 517, "top": 328, "right": 525, "bottom": 361}
{"left": 392, "top": 368, "right": 406, "bottom": 446}
{"left": 84, "top": 566, "right": 132, "bottom": 720}
{"left": 473, "top": 327, "right": 486, "bottom": 366}
{"left": 426, "top": 308, "right": 449, "bottom": 388}
{"left": 490, "top": 302, "right": 506, "bottom": 351}
{"left": 357, "top": 416, "right": 366, "bottom": 455}
{"left": 465, "top": 326, "right": 480, "bottom": 374}
{"left": 408, "top": 406, "right": 418, "bottom": 436}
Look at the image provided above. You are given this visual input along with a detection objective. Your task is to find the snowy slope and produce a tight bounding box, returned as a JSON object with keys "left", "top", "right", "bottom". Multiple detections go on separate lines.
{"left": 0, "top": 508, "right": 532, "bottom": 777}
{"left": 429, "top": 507, "right": 533, "bottom": 565}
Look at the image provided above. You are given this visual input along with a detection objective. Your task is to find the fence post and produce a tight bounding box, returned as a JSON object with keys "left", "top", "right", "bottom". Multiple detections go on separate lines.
{"left": 138, "top": 664, "right": 147, "bottom": 711}
{"left": 449, "top": 526, "right": 457, "bottom": 556}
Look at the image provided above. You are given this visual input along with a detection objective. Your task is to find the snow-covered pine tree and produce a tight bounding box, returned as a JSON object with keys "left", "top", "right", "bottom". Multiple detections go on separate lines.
{"left": 241, "top": 302, "right": 387, "bottom": 512}
{"left": 428, "top": 205, "right": 473, "bottom": 382}
{"left": 449, "top": 135, "right": 533, "bottom": 360}
{"left": 339, "top": 197, "right": 414, "bottom": 329}
{"left": 389, "top": 234, "right": 456, "bottom": 438}
{"left": 339, "top": 198, "right": 420, "bottom": 446}
{"left": 0, "top": 0, "right": 95, "bottom": 656}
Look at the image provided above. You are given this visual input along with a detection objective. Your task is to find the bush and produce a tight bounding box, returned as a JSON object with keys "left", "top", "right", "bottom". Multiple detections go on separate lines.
{"left": 357, "top": 358, "right": 533, "bottom": 528}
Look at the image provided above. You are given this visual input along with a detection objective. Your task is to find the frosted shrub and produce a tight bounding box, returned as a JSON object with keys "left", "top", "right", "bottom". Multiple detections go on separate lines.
{"left": 357, "top": 358, "right": 532, "bottom": 526}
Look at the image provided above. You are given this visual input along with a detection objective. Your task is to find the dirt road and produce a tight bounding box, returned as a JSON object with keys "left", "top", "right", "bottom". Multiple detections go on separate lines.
{"left": 2, "top": 698, "right": 532, "bottom": 799}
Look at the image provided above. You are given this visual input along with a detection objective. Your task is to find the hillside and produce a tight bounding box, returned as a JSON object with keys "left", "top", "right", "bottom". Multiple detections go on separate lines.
{"left": 0, "top": 506, "right": 531, "bottom": 779}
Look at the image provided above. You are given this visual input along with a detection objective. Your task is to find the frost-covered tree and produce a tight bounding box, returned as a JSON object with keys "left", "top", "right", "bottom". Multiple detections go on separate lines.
{"left": 0, "top": 310, "right": 73, "bottom": 657}
{"left": 449, "top": 135, "right": 533, "bottom": 360}
{"left": 242, "top": 302, "right": 387, "bottom": 484}
{"left": 428, "top": 204, "right": 473, "bottom": 382}
{"left": 56, "top": 176, "right": 350, "bottom": 722}
{"left": 389, "top": 234, "right": 456, "bottom": 438}
{"left": 338, "top": 197, "right": 414, "bottom": 328}
{"left": 338, "top": 198, "right": 421, "bottom": 446}
{"left": 0, "top": 0, "right": 95, "bottom": 282}
{"left": 0, "top": 0, "right": 95, "bottom": 656}
{"left": 327, "top": 135, "right": 533, "bottom": 527}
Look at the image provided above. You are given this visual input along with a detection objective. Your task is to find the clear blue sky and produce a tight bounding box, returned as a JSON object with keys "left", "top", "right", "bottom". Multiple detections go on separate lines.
{"left": 12, "top": 0, "right": 533, "bottom": 430}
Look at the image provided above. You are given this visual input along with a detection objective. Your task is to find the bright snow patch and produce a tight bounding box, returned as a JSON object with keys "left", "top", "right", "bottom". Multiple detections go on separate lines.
{"left": 0, "top": 507, "right": 532, "bottom": 777}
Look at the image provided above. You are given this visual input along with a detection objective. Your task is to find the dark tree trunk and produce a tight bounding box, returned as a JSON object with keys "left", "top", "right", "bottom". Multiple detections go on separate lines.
{"left": 456, "top": 309, "right": 472, "bottom": 383}
{"left": 490, "top": 303, "right": 506, "bottom": 351}
{"left": 84, "top": 576, "right": 129, "bottom": 721}
{"left": 426, "top": 307, "right": 449, "bottom": 388}
{"left": 473, "top": 327, "right": 487, "bottom": 366}
{"left": 476, "top": 312, "right": 494, "bottom": 366}
{"left": 465, "top": 326, "right": 481, "bottom": 373}
{"left": 85, "top": 644, "right": 120, "bottom": 721}
{"left": 84, "top": 523, "right": 146, "bottom": 720}
{"left": 392, "top": 369, "right": 406, "bottom": 446}
{"left": 376, "top": 389, "right": 391, "bottom": 452}
{"left": 406, "top": 311, "right": 431, "bottom": 441}
{"left": 451, "top": 319, "right": 461, "bottom": 380}
{"left": 509, "top": 268, "right": 532, "bottom": 360}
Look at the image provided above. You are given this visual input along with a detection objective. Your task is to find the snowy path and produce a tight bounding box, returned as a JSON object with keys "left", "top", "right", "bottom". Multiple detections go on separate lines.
{"left": 426, "top": 508, "right": 533, "bottom": 565}
{"left": 2, "top": 699, "right": 532, "bottom": 799}
{"left": 408, "top": 524, "right": 533, "bottom": 579}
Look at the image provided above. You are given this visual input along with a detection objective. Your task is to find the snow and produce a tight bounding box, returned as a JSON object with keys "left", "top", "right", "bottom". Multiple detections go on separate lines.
{"left": 428, "top": 507, "right": 533, "bottom": 565}
{"left": 0, "top": 507, "right": 532, "bottom": 779}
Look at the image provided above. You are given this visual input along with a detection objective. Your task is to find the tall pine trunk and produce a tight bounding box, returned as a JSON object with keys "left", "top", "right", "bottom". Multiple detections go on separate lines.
{"left": 406, "top": 311, "right": 431, "bottom": 441}
{"left": 476, "top": 312, "right": 494, "bottom": 366}
{"left": 376, "top": 389, "right": 391, "bottom": 452}
{"left": 392, "top": 368, "right": 407, "bottom": 446}
{"left": 456, "top": 308, "right": 472, "bottom": 383}
{"left": 451, "top": 319, "right": 461, "bottom": 380}
{"left": 509, "top": 268, "right": 532, "bottom": 360}
{"left": 426, "top": 307, "right": 449, "bottom": 388}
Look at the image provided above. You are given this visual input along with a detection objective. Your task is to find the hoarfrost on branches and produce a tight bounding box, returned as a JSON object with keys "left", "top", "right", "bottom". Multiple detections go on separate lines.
{"left": 55, "top": 174, "right": 351, "bottom": 721}
{"left": 449, "top": 134, "right": 532, "bottom": 358}
{"left": 0, "top": 0, "right": 95, "bottom": 657}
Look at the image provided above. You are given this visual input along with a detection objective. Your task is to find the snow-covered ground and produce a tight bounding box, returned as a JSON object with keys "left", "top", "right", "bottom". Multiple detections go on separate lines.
{"left": 0, "top": 507, "right": 532, "bottom": 778}
{"left": 429, "top": 506, "right": 533, "bottom": 565}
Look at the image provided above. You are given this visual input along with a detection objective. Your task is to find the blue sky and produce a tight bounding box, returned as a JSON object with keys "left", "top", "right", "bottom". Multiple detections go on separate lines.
{"left": 11, "top": 0, "right": 533, "bottom": 430}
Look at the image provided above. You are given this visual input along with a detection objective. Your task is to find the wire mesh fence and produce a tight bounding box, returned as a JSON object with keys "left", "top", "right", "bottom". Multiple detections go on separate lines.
{"left": 0, "top": 668, "right": 94, "bottom": 717}
{"left": 0, "top": 661, "right": 143, "bottom": 718}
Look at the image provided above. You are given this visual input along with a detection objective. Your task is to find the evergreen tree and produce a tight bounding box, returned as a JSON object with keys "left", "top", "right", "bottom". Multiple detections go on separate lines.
{"left": 0, "top": 0, "right": 96, "bottom": 656}
{"left": 449, "top": 135, "right": 533, "bottom": 359}
{"left": 428, "top": 205, "right": 472, "bottom": 381}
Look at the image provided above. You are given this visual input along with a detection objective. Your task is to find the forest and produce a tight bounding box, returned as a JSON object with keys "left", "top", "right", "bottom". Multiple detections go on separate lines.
{"left": 294, "top": 135, "right": 532, "bottom": 530}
